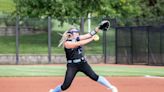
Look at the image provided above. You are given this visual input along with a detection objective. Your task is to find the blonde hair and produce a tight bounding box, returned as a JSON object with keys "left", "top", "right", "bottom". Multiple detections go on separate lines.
{"left": 58, "top": 27, "right": 76, "bottom": 47}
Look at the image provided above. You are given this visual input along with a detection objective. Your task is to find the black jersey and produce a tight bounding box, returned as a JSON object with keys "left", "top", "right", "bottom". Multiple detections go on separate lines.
{"left": 64, "top": 37, "right": 84, "bottom": 60}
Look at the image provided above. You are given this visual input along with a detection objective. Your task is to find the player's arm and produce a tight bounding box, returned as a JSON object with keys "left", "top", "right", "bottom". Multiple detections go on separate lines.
{"left": 79, "top": 27, "right": 100, "bottom": 40}
{"left": 64, "top": 37, "right": 95, "bottom": 48}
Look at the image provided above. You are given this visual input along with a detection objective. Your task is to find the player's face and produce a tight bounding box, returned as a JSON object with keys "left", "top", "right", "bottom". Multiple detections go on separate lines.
{"left": 68, "top": 28, "right": 80, "bottom": 38}
{"left": 73, "top": 32, "right": 79, "bottom": 38}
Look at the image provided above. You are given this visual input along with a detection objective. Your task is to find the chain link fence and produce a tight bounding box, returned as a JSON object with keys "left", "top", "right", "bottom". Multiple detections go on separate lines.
{"left": 0, "top": 15, "right": 163, "bottom": 65}
{"left": 0, "top": 16, "right": 116, "bottom": 64}
{"left": 116, "top": 25, "right": 164, "bottom": 65}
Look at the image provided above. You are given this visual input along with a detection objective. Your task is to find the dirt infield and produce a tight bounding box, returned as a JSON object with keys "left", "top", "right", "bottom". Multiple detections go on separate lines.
{"left": 0, "top": 77, "right": 164, "bottom": 92}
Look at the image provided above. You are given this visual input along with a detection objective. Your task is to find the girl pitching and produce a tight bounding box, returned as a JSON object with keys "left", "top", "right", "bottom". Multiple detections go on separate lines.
{"left": 49, "top": 21, "right": 118, "bottom": 92}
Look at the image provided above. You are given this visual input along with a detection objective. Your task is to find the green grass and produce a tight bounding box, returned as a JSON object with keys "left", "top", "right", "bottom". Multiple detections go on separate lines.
{"left": 0, "top": 31, "right": 64, "bottom": 54}
{"left": 0, "top": 30, "right": 115, "bottom": 55}
{"left": 0, "top": 65, "right": 163, "bottom": 77}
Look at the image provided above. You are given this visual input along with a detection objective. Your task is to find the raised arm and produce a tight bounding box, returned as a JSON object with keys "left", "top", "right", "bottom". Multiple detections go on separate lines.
{"left": 79, "top": 27, "right": 100, "bottom": 40}
{"left": 64, "top": 20, "right": 110, "bottom": 48}
{"left": 64, "top": 37, "right": 93, "bottom": 48}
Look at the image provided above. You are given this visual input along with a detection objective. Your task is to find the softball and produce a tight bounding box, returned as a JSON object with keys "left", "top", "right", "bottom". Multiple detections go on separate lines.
{"left": 93, "top": 34, "right": 99, "bottom": 41}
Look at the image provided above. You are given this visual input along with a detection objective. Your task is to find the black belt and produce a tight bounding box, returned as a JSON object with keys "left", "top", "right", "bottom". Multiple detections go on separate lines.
{"left": 67, "top": 57, "right": 85, "bottom": 63}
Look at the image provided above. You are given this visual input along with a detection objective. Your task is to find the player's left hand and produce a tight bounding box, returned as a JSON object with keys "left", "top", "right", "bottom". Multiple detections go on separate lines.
{"left": 98, "top": 20, "right": 110, "bottom": 31}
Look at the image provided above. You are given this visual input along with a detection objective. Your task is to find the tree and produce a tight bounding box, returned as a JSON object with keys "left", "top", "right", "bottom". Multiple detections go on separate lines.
{"left": 13, "top": 0, "right": 163, "bottom": 26}
{"left": 98, "top": 0, "right": 142, "bottom": 19}
{"left": 139, "top": 0, "right": 164, "bottom": 18}
{"left": 13, "top": 0, "right": 142, "bottom": 19}
{"left": 13, "top": 0, "right": 102, "bottom": 18}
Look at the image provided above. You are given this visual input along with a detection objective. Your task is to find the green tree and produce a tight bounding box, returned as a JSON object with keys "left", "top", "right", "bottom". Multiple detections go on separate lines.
{"left": 14, "top": 0, "right": 102, "bottom": 18}
{"left": 98, "top": 0, "right": 142, "bottom": 18}
{"left": 13, "top": 0, "right": 163, "bottom": 26}
{"left": 140, "top": 0, "right": 164, "bottom": 18}
{"left": 14, "top": 0, "right": 142, "bottom": 19}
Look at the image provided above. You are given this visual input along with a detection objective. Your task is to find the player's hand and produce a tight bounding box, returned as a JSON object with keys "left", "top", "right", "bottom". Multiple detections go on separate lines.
{"left": 94, "top": 27, "right": 101, "bottom": 33}
{"left": 98, "top": 20, "right": 110, "bottom": 31}
{"left": 92, "top": 34, "right": 99, "bottom": 41}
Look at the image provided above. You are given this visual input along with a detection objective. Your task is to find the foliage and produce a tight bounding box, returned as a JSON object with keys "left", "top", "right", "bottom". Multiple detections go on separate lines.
{"left": 1, "top": 0, "right": 164, "bottom": 27}
{"left": 139, "top": 0, "right": 164, "bottom": 18}
{"left": 1, "top": 0, "right": 163, "bottom": 19}
{"left": 99, "top": 0, "right": 142, "bottom": 19}
{"left": 0, "top": 0, "right": 15, "bottom": 13}
{"left": 13, "top": 0, "right": 142, "bottom": 19}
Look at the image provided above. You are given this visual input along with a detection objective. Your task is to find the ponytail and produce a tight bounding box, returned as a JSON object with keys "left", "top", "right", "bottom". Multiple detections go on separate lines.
{"left": 58, "top": 30, "right": 70, "bottom": 47}
{"left": 58, "top": 27, "right": 76, "bottom": 47}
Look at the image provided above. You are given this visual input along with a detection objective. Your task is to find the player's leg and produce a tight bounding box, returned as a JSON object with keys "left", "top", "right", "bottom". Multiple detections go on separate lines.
{"left": 97, "top": 76, "right": 118, "bottom": 92}
{"left": 79, "top": 62, "right": 99, "bottom": 81}
{"left": 50, "top": 64, "right": 78, "bottom": 92}
{"left": 80, "top": 62, "right": 118, "bottom": 92}
{"left": 49, "top": 85, "right": 62, "bottom": 92}
{"left": 61, "top": 64, "right": 78, "bottom": 91}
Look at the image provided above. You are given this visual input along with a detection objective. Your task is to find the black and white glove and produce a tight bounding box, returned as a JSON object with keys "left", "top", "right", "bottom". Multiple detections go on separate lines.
{"left": 98, "top": 20, "right": 110, "bottom": 31}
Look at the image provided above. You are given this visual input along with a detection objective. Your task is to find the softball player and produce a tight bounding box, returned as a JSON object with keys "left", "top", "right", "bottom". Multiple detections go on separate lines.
{"left": 49, "top": 21, "right": 118, "bottom": 92}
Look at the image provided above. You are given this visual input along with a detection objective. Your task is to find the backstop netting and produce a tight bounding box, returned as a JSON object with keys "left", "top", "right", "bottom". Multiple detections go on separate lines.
{"left": 116, "top": 26, "right": 164, "bottom": 65}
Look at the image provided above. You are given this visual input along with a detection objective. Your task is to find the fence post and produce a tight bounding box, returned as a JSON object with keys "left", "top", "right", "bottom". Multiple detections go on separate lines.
{"left": 80, "top": 17, "right": 85, "bottom": 54}
{"left": 160, "top": 26, "right": 162, "bottom": 65}
{"left": 115, "top": 28, "right": 118, "bottom": 64}
{"left": 48, "top": 16, "right": 52, "bottom": 63}
{"left": 147, "top": 26, "right": 150, "bottom": 65}
{"left": 162, "top": 26, "right": 164, "bottom": 65}
{"left": 80, "top": 17, "right": 84, "bottom": 34}
{"left": 130, "top": 27, "right": 133, "bottom": 64}
{"left": 115, "top": 18, "right": 118, "bottom": 64}
{"left": 103, "top": 31, "right": 107, "bottom": 64}
{"left": 16, "top": 16, "right": 19, "bottom": 64}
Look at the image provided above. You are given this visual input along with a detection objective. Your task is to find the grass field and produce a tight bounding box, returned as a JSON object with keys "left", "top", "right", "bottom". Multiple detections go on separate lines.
{"left": 0, "top": 31, "right": 102, "bottom": 54}
{"left": 0, "top": 29, "right": 115, "bottom": 55}
{"left": 0, "top": 64, "right": 163, "bottom": 77}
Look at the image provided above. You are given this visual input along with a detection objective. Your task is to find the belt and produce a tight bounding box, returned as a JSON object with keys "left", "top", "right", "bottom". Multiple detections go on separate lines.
{"left": 67, "top": 58, "right": 85, "bottom": 63}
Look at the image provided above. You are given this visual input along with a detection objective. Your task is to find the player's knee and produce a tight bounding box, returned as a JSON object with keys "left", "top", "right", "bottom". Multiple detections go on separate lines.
{"left": 61, "top": 84, "right": 71, "bottom": 91}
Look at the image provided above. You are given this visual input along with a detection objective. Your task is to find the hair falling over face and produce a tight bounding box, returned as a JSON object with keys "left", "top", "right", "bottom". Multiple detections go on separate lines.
{"left": 58, "top": 30, "right": 72, "bottom": 47}
{"left": 58, "top": 26, "right": 78, "bottom": 47}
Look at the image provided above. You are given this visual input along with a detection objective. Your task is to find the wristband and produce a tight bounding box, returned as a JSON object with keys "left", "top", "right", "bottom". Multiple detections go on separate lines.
{"left": 89, "top": 29, "right": 97, "bottom": 36}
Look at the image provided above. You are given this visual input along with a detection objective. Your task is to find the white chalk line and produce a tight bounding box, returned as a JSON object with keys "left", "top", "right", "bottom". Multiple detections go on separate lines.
{"left": 144, "top": 75, "right": 164, "bottom": 79}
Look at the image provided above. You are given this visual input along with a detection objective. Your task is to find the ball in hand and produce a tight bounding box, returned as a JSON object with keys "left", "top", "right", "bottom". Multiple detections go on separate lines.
{"left": 93, "top": 35, "right": 99, "bottom": 41}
